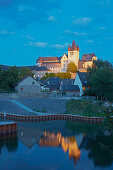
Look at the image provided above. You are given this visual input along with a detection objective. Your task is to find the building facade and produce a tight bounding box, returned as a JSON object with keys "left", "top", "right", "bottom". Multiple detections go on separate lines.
{"left": 15, "top": 76, "right": 41, "bottom": 95}
{"left": 36, "top": 40, "right": 97, "bottom": 73}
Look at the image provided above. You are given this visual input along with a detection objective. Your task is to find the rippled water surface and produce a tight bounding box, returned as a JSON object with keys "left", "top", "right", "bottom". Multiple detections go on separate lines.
{"left": 0, "top": 120, "right": 113, "bottom": 170}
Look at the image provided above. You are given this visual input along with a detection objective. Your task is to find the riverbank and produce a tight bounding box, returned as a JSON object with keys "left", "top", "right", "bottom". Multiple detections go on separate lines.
{"left": 65, "top": 99, "right": 113, "bottom": 118}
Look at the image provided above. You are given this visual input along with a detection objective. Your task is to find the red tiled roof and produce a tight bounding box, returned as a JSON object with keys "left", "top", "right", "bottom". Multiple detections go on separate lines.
{"left": 37, "top": 57, "right": 61, "bottom": 62}
{"left": 82, "top": 53, "right": 96, "bottom": 61}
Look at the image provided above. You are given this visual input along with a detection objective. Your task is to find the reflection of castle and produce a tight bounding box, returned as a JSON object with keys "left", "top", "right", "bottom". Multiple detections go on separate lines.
{"left": 39, "top": 131, "right": 81, "bottom": 164}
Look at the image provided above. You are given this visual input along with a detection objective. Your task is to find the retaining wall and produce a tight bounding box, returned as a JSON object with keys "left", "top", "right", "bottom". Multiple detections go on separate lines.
{"left": 0, "top": 113, "right": 104, "bottom": 124}
{"left": 0, "top": 121, "right": 17, "bottom": 134}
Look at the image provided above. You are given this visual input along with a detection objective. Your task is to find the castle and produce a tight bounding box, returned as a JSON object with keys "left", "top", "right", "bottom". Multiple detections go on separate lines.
{"left": 36, "top": 40, "right": 97, "bottom": 73}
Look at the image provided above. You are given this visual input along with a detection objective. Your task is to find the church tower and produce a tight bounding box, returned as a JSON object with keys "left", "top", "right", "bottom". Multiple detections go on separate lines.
{"left": 68, "top": 40, "right": 79, "bottom": 68}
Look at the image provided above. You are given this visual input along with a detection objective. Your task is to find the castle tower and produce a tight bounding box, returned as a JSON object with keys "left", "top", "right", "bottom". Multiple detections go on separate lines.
{"left": 68, "top": 40, "right": 79, "bottom": 68}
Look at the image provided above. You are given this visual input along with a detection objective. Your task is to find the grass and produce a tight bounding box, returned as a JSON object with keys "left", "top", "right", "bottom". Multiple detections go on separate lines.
{"left": 65, "top": 99, "right": 113, "bottom": 117}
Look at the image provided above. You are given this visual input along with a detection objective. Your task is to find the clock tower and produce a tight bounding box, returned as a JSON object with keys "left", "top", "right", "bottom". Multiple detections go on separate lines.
{"left": 68, "top": 40, "right": 79, "bottom": 68}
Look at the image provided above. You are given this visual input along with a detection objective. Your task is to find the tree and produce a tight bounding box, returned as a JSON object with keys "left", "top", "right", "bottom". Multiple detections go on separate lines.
{"left": 88, "top": 59, "right": 112, "bottom": 72}
{"left": 1, "top": 66, "right": 20, "bottom": 91}
{"left": 19, "top": 67, "right": 34, "bottom": 79}
{"left": 87, "top": 60, "right": 113, "bottom": 100}
{"left": 0, "top": 66, "right": 3, "bottom": 91}
{"left": 67, "top": 62, "right": 77, "bottom": 73}
{"left": 41, "top": 72, "right": 71, "bottom": 80}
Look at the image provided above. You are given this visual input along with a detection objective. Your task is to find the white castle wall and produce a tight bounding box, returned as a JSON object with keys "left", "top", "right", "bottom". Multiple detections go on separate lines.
{"left": 68, "top": 50, "right": 79, "bottom": 68}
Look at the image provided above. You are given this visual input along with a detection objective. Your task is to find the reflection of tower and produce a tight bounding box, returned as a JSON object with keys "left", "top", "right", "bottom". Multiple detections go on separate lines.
{"left": 61, "top": 136, "right": 81, "bottom": 164}
{"left": 39, "top": 131, "right": 81, "bottom": 165}
{"left": 68, "top": 137, "right": 81, "bottom": 164}
{"left": 68, "top": 40, "right": 79, "bottom": 68}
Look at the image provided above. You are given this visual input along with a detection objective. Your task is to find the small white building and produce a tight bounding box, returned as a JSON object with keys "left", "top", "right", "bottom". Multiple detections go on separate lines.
{"left": 74, "top": 72, "right": 88, "bottom": 96}
{"left": 15, "top": 76, "right": 41, "bottom": 96}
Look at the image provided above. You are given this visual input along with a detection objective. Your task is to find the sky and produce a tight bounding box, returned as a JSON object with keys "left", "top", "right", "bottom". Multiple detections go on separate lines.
{"left": 0, "top": 0, "right": 113, "bottom": 66}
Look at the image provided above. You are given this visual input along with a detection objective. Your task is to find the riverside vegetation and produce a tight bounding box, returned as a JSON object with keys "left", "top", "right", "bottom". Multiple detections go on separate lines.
{"left": 65, "top": 99, "right": 113, "bottom": 118}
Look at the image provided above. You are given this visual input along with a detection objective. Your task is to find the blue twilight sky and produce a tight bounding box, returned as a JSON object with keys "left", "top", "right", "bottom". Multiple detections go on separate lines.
{"left": 0, "top": 0, "right": 113, "bottom": 66}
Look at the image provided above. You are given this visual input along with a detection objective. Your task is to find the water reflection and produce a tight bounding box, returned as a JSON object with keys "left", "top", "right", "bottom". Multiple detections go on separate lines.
{"left": 39, "top": 131, "right": 81, "bottom": 164}
{"left": 0, "top": 133, "right": 18, "bottom": 153}
{"left": 18, "top": 125, "right": 41, "bottom": 148}
{"left": 82, "top": 135, "right": 113, "bottom": 167}
{"left": 67, "top": 121, "right": 113, "bottom": 167}
{"left": 0, "top": 121, "right": 113, "bottom": 170}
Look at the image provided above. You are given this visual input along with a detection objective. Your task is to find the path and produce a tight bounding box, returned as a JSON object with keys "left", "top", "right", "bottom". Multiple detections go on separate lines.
{"left": 11, "top": 100, "right": 45, "bottom": 115}
{"left": 0, "top": 99, "right": 33, "bottom": 116}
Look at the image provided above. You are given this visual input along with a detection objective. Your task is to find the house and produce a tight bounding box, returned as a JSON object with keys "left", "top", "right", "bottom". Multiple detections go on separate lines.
{"left": 60, "top": 79, "right": 80, "bottom": 97}
{"left": 27, "top": 66, "right": 51, "bottom": 78}
{"left": 42, "top": 77, "right": 61, "bottom": 91}
{"left": 17, "top": 65, "right": 51, "bottom": 79}
{"left": 74, "top": 72, "right": 89, "bottom": 96}
{"left": 15, "top": 76, "right": 41, "bottom": 95}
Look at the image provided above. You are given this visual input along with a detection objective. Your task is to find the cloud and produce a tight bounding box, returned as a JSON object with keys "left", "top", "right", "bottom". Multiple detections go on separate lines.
{"left": 0, "top": 0, "right": 61, "bottom": 29}
{"left": 64, "top": 29, "right": 87, "bottom": 36}
{"left": 23, "top": 35, "right": 34, "bottom": 41}
{"left": 48, "top": 15, "right": 56, "bottom": 21}
{"left": 72, "top": 17, "right": 92, "bottom": 26}
{"left": 24, "top": 42, "right": 48, "bottom": 48}
{"left": 51, "top": 43, "right": 68, "bottom": 49}
{"left": 85, "top": 40, "right": 94, "bottom": 44}
{"left": 18, "top": 6, "right": 36, "bottom": 12}
{"left": 0, "top": 30, "right": 15, "bottom": 35}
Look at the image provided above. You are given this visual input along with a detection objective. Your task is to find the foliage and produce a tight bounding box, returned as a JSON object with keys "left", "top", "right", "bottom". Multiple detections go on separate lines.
{"left": 66, "top": 121, "right": 105, "bottom": 135}
{"left": 41, "top": 72, "right": 71, "bottom": 80}
{"left": 19, "top": 67, "right": 34, "bottom": 79}
{"left": 0, "top": 66, "right": 19, "bottom": 92}
{"left": 0, "top": 66, "right": 34, "bottom": 92}
{"left": 65, "top": 99, "right": 107, "bottom": 117}
{"left": 67, "top": 62, "right": 77, "bottom": 73}
{"left": 85, "top": 135, "right": 113, "bottom": 167}
{"left": 86, "top": 60, "right": 113, "bottom": 100}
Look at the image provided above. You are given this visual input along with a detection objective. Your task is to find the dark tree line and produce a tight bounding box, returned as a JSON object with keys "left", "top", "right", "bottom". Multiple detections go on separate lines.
{"left": 0, "top": 66, "right": 33, "bottom": 92}
{"left": 85, "top": 60, "right": 113, "bottom": 100}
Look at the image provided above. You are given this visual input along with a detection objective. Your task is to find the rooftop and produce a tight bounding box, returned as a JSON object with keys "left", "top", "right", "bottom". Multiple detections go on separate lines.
{"left": 77, "top": 71, "right": 89, "bottom": 87}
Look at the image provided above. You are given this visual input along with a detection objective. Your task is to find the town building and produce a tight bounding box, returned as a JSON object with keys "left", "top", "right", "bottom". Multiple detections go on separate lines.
{"left": 36, "top": 40, "right": 97, "bottom": 73}
{"left": 60, "top": 79, "right": 80, "bottom": 97}
{"left": 26, "top": 66, "right": 51, "bottom": 78}
{"left": 74, "top": 72, "right": 89, "bottom": 96}
{"left": 15, "top": 76, "right": 41, "bottom": 96}
{"left": 17, "top": 65, "right": 51, "bottom": 79}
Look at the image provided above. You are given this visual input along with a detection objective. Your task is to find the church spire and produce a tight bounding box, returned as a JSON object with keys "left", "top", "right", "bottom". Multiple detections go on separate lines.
{"left": 77, "top": 44, "right": 79, "bottom": 51}
{"left": 68, "top": 44, "right": 71, "bottom": 51}
{"left": 72, "top": 40, "right": 77, "bottom": 50}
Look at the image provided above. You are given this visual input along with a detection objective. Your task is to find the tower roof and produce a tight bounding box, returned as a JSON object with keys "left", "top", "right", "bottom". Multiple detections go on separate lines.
{"left": 68, "top": 40, "right": 79, "bottom": 51}
{"left": 72, "top": 40, "right": 76, "bottom": 49}
{"left": 68, "top": 44, "right": 71, "bottom": 51}
{"left": 77, "top": 44, "right": 79, "bottom": 51}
